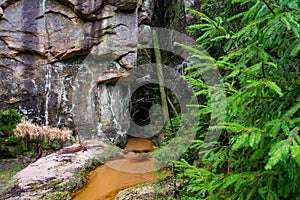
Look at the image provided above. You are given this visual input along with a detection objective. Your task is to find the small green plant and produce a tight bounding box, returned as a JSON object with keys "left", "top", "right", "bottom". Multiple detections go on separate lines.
{"left": 0, "top": 109, "right": 21, "bottom": 136}
{"left": 42, "top": 190, "right": 72, "bottom": 200}
{"left": 160, "top": 115, "right": 182, "bottom": 144}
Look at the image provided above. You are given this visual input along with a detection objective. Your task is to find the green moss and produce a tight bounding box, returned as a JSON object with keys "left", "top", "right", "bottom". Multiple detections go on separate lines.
{"left": 0, "top": 165, "right": 24, "bottom": 195}
{"left": 0, "top": 136, "right": 20, "bottom": 144}
{"left": 42, "top": 190, "right": 72, "bottom": 200}
{"left": 0, "top": 138, "right": 28, "bottom": 158}
{"left": 0, "top": 109, "right": 21, "bottom": 136}
{"left": 0, "top": 109, "right": 27, "bottom": 158}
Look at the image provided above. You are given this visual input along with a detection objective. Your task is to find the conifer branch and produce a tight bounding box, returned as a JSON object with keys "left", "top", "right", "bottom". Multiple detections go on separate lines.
{"left": 262, "top": 0, "right": 276, "bottom": 16}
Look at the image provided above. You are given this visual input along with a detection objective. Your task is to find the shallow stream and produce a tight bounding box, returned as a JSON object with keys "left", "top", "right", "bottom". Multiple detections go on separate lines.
{"left": 73, "top": 138, "right": 158, "bottom": 200}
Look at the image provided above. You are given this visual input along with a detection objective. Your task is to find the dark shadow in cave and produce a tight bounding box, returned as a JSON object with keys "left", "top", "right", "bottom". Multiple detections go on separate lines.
{"left": 128, "top": 83, "right": 181, "bottom": 138}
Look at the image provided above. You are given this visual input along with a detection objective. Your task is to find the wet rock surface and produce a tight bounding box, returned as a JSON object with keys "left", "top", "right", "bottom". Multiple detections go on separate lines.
{"left": 0, "top": 0, "right": 197, "bottom": 146}
{"left": 0, "top": 0, "right": 140, "bottom": 143}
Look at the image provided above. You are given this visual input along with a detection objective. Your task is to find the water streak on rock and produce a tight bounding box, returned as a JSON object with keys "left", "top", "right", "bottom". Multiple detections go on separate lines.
{"left": 42, "top": 0, "right": 51, "bottom": 126}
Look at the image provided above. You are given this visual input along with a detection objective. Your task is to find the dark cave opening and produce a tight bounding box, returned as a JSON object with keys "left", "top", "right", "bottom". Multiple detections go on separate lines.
{"left": 129, "top": 83, "right": 180, "bottom": 128}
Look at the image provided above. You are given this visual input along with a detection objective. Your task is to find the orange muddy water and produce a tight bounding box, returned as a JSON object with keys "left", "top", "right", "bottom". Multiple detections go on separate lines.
{"left": 73, "top": 138, "right": 158, "bottom": 200}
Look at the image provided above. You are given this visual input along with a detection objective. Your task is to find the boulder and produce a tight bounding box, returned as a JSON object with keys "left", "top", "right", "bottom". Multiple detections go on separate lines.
{"left": 1, "top": 140, "right": 118, "bottom": 200}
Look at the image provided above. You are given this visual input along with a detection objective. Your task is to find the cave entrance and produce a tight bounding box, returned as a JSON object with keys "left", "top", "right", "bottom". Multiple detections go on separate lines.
{"left": 128, "top": 83, "right": 180, "bottom": 137}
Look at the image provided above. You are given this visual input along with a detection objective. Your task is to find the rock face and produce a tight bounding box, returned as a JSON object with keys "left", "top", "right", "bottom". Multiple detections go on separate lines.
{"left": 0, "top": 0, "right": 143, "bottom": 144}
{"left": 0, "top": 0, "right": 196, "bottom": 143}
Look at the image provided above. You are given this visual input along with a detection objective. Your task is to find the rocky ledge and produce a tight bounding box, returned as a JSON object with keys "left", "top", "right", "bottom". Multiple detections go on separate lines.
{"left": 0, "top": 140, "right": 119, "bottom": 200}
